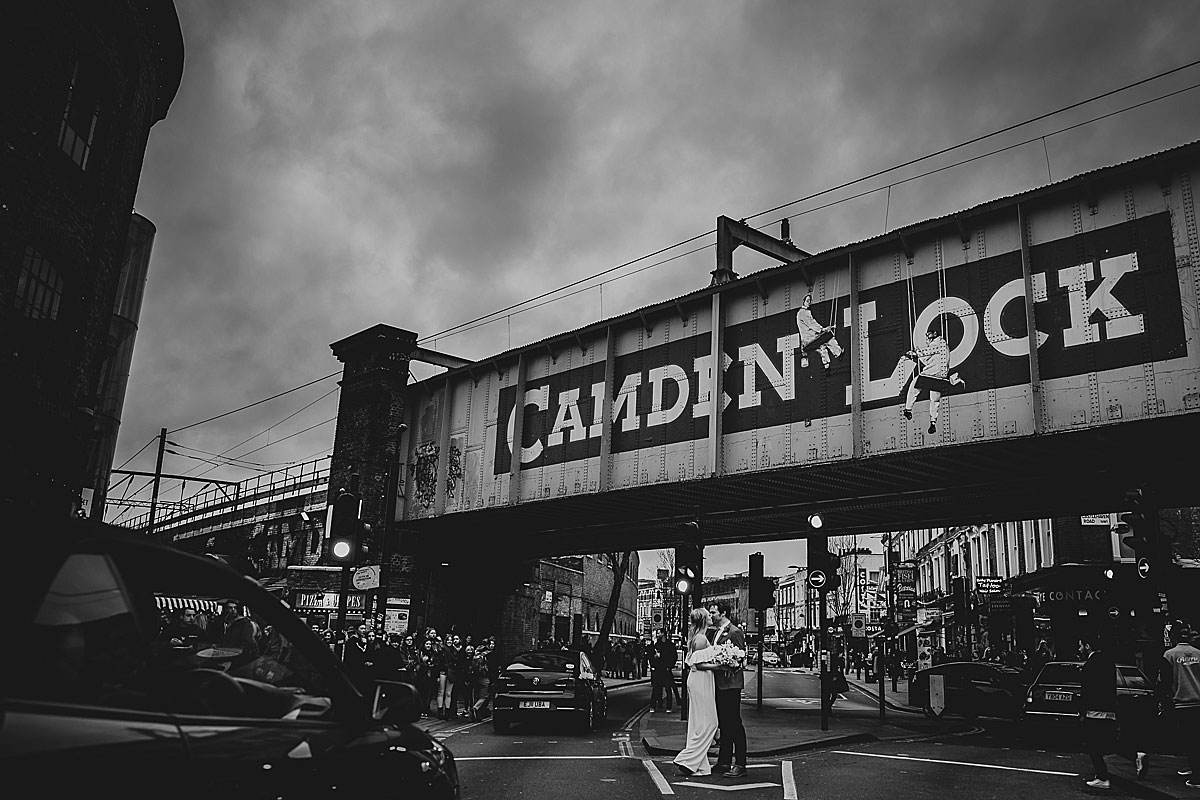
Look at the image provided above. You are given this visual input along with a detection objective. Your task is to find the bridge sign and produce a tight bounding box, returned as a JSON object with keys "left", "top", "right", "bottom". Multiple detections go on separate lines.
{"left": 807, "top": 569, "right": 827, "bottom": 590}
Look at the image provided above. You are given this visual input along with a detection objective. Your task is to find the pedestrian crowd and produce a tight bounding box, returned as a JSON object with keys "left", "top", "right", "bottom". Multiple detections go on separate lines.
{"left": 313, "top": 624, "right": 502, "bottom": 721}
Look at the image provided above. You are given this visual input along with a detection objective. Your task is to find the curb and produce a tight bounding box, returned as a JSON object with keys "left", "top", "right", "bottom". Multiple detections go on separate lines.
{"left": 640, "top": 732, "right": 876, "bottom": 758}
{"left": 844, "top": 679, "right": 923, "bottom": 714}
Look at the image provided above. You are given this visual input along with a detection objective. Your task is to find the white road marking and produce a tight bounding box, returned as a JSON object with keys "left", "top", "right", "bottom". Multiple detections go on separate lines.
{"left": 830, "top": 751, "right": 1078, "bottom": 776}
{"left": 457, "top": 755, "right": 628, "bottom": 761}
{"left": 781, "top": 761, "right": 797, "bottom": 800}
{"left": 675, "top": 782, "right": 781, "bottom": 792}
{"left": 643, "top": 759, "right": 675, "bottom": 795}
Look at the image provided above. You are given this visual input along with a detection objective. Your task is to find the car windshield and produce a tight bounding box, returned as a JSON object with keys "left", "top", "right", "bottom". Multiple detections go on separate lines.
{"left": 509, "top": 652, "right": 574, "bottom": 671}
{"left": 1037, "top": 663, "right": 1082, "bottom": 685}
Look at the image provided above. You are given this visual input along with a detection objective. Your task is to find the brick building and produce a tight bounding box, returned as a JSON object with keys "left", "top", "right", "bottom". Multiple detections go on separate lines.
{"left": 1, "top": 1, "right": 184, "bottom": 516}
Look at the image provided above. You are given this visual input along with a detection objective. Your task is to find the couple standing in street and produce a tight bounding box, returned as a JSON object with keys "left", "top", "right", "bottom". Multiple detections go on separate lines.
{"left": 672, "top": 600, "right": 748, "bottom": 778}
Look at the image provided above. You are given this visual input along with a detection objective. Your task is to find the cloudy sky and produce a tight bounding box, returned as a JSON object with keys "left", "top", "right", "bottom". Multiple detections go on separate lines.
{"left": 112, "top": 1, "right": 1200, "bottom": 579}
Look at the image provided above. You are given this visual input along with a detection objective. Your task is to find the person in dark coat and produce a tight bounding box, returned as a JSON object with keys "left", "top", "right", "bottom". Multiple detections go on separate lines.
{"left": 650, "top": 630, "right": 680, "bottom": 712}
{"left": 1079, "top": 632, "right": 1118, "bottom": 790}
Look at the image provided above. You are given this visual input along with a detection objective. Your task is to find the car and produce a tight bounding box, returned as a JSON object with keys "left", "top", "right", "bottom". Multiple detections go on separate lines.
{"left": 491, "top": 648, "right": 608, "bottom": 733}
{"left": 1021, "top": 661, "right": 1157, "bottom": 734}
{"left": 908, "top": 661, "right": 1029, "bottom": 720}
{"left": 761, "top": 651, "right": 781, "bottom": 667}
{"left": 0, "top": 514, "right": 459, "bottom": 800}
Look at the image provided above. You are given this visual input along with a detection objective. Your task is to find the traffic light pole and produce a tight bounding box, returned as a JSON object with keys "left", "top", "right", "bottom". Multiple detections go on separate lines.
{"left": 336, "top": 563, "right": 351, "bottom": 631}
{"left": 680, "top": 592, "right": 689, "bottom": 722}
{"left": 819, "top": 589, "right": 830, "bottom": 731}
{"left": 757, "top": 609, "right": 765, "bottom": 710}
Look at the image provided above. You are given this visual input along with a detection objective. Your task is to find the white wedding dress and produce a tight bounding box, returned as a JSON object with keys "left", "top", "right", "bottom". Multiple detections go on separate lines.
{"left": 672, "top": 636, "right": 718, "bottom": 776}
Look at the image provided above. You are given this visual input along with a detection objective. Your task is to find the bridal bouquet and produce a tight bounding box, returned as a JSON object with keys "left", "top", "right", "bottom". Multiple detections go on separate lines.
{"left": 710, "top": 642, "right": 746, "bottom": 669}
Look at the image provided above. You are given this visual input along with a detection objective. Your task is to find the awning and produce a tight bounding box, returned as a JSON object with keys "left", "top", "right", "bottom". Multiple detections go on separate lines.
{"left": 156, "top": 596, "right": 221, "bottom": 613}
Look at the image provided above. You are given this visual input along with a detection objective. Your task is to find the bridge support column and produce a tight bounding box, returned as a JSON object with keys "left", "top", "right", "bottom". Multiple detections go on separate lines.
{"left": 330, "top": 325, "right": 420, "bottom": 631}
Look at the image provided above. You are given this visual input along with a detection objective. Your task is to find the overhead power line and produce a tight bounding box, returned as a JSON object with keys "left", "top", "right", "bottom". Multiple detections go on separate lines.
{"left": 416, "top": 58, "right": 1200, "bottom": 347}
{"left": 168, "top": 370, "right": 340, "bottom": 434}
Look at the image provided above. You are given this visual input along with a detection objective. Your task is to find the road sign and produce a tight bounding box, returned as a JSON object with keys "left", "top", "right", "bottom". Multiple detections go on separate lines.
{"left": 1137, "top": 558, "right": 1151, "bottom": 578}
{"left": 352, "top": 565, "right": 380, "bottom": 590}
{"left": 807, "top": 569, "right": 827, "bottom": 590}
{"left": 929, "top": 673, "right": 946, "bottom": 716}
{"left": 1108, "top": 607, "right": 1121, "bottom": 618}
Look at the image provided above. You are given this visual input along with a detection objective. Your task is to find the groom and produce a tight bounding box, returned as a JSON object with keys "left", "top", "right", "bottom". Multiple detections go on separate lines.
{"left": 707, "top": 600, "right": 747, "bottom": 778}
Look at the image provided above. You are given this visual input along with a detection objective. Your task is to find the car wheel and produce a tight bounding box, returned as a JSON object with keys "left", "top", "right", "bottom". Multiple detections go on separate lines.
{"left": 923, "top": 704, "right": 944, "bottom": 719}
{"left": 580, "top": 702, "right": 595, "bottom": 733}
{"left": 492, "top": 715, "right": 511, "bottom": 733}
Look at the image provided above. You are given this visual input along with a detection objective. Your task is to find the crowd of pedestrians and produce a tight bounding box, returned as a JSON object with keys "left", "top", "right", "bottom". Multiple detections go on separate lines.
{"left": 316, "top": 624, "right": 502, "bottom": 721}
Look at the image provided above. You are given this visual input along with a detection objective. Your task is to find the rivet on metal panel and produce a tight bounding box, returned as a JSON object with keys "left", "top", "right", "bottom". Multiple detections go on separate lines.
{"left": 1107, "top": 403, "right": 1122, "bottom": 420}
{"left": 1184, "top": 392, "right": 1200, "bottom": 410}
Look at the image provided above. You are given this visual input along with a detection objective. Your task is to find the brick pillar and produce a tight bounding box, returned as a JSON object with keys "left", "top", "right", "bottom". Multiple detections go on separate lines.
{"left": 330, "top": 324, "right": 419, "bottom": 628}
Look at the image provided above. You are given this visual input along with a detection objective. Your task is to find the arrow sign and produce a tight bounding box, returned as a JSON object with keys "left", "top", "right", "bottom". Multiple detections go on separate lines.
{"left": 807, "top": 569, "right": 827, "bottom": 589}
{"left": 1137, "top": 558, "right": 1151, "bottom": 578}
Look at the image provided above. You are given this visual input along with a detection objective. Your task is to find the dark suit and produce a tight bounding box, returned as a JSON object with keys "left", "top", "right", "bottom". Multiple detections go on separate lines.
{"left": 650, "top": 639, "right": 679, "bottom": 710}
{"left": 709, "top": 622, "right": 747, "bottom": 768}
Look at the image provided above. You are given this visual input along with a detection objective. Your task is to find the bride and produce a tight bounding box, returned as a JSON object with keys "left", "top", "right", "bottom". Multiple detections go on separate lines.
{"left": 672, "top": 607, "right": 721, "bottom": 776}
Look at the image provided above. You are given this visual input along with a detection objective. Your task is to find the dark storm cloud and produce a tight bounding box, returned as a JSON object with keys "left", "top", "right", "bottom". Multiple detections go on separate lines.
{"left": 116, "top": 0, "right": 1200, "bottom": 527}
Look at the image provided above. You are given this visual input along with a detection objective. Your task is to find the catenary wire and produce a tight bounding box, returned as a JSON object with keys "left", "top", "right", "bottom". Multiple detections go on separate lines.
{"left": 416, "top": 60, "right": 1200, "bottom": 347}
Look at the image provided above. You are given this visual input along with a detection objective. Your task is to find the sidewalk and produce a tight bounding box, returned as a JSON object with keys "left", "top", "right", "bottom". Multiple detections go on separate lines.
{"left": 639, "top": 670, "right": 966, "bottom": 757}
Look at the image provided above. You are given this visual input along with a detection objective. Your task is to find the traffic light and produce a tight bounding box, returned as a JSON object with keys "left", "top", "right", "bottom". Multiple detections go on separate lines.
{"left": 674, "top": 542, "right": 701, "bottom": 595}
{"left": 749, "top": 552, "right": 776, "bottom": 611}
{"left": 329, "top": 489, "right": 363, "bottom": 564}
{"left": 806, "top": 536, "right": 841, "bottom": 595}
{"left": 826, "top": 552, "right": 841, "bottom": 593}
{"left": 1118, "top": 488, "right": 1152, "bottom": 558}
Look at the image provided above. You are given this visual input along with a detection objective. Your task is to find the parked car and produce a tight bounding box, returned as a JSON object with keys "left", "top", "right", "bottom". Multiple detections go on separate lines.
{"left": 761, "top": 651, "right": 781, "bottom": 667}
{"left": 909, "top": 661, "right": 1029, "bottom": 719}
{"left": 491, "top": 648, "right": 608, "bottom": 733}
{"left": 1, "top": 514, "right": 459, "bottom": 800}
{"left": 1021, "top": 661, "right": 1158, "bottom": 734}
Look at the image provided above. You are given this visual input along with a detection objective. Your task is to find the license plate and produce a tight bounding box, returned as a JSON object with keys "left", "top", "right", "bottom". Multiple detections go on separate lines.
{"left": 1045, "top": 691, "right": 1073, "bottom": 702}
{"left": 519, "top": 701, "right": 550, "bottom": 709}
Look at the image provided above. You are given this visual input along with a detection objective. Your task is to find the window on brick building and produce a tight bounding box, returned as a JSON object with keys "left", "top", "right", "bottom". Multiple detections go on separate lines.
{"left": 14, "top": 246, "right": 64, "bottom": 320}
{"left": 59, "top": 61, "right": 101, "bottom": 170}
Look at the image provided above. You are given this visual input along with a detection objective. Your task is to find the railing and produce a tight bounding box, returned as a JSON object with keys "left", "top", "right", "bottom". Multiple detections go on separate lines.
{"left": 121, "top": 458, "right": 330, "bottom": 537}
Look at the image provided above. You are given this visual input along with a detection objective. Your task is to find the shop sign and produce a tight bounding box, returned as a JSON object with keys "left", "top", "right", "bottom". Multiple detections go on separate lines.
{"left": 917, "top": 607, "right": 942, "bottom": 626}
{"left": 1081, "top": 514, "right": 1112, "bottom": 527}
{"left": 976, "top": 577, "right": 1002, "bottom": 594}
{"left": 1039, "top": 588, "right": 1106, "bottom": 604}
{"left": 295, "top": 592, "right": 367, "bottom": 611}
{"left": 384, "top": 606, "right": 409, "bottom": 634}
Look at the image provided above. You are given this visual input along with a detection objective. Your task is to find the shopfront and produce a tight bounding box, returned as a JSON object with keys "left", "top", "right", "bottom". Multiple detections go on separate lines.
{"left": 292, "top": 590, "right": 369, "bottom": 629}
{"left": 1009, "top": 564, "right": 1166, "bottom": 668}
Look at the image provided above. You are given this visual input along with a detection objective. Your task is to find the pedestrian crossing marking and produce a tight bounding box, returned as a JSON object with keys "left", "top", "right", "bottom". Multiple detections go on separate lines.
{"left": 675, "top": 782, "right": 781, "bottom": 791}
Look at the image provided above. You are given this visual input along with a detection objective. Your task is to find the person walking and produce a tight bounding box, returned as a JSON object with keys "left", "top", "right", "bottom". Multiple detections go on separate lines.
{"left": 707, "top": 600, "right": 748, "bottom": 778}
{"left": 1079, "top": 631, "right": 1119, "bottom": 791}
{"left": 672, "top": 609, "right": 720, "bottom": 777}
{"left": 650, "top": 630, "right": 680, "bottom": 712}
{"left": 1159, "top": 623, "right": 1200, "bottom": 787}
{"left": 824, "top": 645, "right": 848, "bottom": 710}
